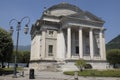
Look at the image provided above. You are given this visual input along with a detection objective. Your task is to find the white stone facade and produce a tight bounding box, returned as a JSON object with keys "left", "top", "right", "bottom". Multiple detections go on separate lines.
{"left": 30, "top": 3, "right": 107, "bottom": 71}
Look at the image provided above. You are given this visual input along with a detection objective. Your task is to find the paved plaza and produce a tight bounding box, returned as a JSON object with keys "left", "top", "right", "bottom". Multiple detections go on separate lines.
{"left": 0, "top": 68, "right": 120, "bottom": 80}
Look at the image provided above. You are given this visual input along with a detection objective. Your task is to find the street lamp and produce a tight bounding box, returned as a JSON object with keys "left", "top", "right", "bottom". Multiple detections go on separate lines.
{"left": 9, "top": 16, "right": 30, "bottom": 78}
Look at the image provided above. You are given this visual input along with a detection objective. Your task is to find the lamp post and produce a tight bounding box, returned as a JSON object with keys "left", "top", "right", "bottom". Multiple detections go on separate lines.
{"left": 9, "top": 16, "right": 30, "bottom": 78}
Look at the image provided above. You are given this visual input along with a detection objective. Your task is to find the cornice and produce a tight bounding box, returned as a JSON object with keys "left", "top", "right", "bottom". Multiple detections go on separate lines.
{"left": 61, "top": 16, "right": 104, "bottom": 27}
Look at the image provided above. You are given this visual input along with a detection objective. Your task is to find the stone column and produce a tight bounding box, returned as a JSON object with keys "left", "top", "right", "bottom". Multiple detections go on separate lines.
{"left": 99, "top": 29, "right": 104, "bottom": 59}
{"left": 41, "top": 30, "right": 46, "bottom": 58}
{"left": 67, "top": 27, "right": 71, "bottom": 58}
{"left": 79, "top": 27, "right": 83, "bottom": 58}
{"left": 89, "top": 28, "right": 94, "bottom": 59}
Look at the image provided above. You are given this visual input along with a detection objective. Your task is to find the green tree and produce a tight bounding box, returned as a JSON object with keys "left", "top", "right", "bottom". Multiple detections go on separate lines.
{"left": 11, "top": 50, "right": 30, "bottom": 64}
{"left": 22, "top": 51, "right": 30, "bottom": 63}
{"left": 75, "top": 59, "right": 86, "bottom": 71}
{"left": 107, "top": 49, "right": 120, "bottom": 68}
{"left": 0, "top": 27, "right": 13, "bottom": 68}
{"left": 10, "top": 50, "right": 22, "bottom": 63}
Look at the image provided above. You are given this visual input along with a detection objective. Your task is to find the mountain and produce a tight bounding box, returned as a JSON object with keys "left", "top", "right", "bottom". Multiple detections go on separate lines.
{"left": 106, "top": 34, "right": 120, "bottom": 50}
{"left": 14, "top": 45, "right": 31, "bottom": 51}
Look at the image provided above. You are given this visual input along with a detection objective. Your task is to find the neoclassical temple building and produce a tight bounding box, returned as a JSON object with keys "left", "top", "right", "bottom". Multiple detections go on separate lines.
{"left": 30, "top": 3, "right": 107, "bottom": 71}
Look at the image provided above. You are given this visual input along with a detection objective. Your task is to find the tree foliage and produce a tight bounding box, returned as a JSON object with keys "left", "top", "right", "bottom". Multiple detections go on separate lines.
{"left": 75, "top": 59, "right": 86, "bottom": 71}
{"left": 11, "top": 50, "right": 30, "bottom": 63}
{"left": 22, "top": 51, "right": 30, "bottom": 63}
{"left": 0, "top": 27, "right": 13, "bottom": 67}
{"left": 18, "top": 51, "right": 30, "bottom": 63}
{"left": 106, "top": 49, "right": 120, "bottom": 68}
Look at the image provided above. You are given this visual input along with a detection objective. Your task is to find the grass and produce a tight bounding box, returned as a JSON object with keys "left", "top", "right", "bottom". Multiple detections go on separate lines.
{"left": 64, "top": 69, "right": 120, "bottom": 77}
{"left": 1, "top": 67, "right": 23, "bottom": 71}
{"left": 0, "top": 67, "right": 23, "bottom": 75}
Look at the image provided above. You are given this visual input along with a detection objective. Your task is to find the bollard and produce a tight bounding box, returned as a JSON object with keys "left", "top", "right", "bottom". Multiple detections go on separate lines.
{"left": 74, "top": 72, "right": 78, "bottom": 80}
{"left": 29, "top": 69, "right": 35, "bottom": 79}
{"left": 21, "top": 71, "right": 24, "bottom": 77}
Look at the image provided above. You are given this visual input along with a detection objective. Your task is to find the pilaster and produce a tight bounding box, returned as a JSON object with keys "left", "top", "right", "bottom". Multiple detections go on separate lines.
{"left": 99, "top": 29, "right": 104, "bottom": 59}
{"left": 41, "top": 30, "right": 46, "bottom": 58}
{"left": 102, "top": 30, "right": 106, "bottom": 60}
{"left": 56, "top": 30, "right": 66, "bottom": 60}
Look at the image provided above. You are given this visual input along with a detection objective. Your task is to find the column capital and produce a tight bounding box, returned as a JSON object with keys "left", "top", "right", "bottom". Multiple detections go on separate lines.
{"left": 67, "top": 27, "right": 71, "bottom": 30}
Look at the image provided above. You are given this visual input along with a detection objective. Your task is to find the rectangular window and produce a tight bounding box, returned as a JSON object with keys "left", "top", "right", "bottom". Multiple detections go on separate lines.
{"left": 48, "top": 45, "right": 53, "bottom": 56}
{"left": 76, "top": 46, "right": 79, "bottom": 54}
{"left": 86, "top": 46, "right": 90, "bottom": 54}
{"left": 49, "top": 30, "right": 54, "bottom": 35}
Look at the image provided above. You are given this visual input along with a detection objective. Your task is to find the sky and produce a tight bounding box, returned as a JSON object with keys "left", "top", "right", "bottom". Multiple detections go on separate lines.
{"left": 0, "top": 0, "right": 120, "bottom": 46}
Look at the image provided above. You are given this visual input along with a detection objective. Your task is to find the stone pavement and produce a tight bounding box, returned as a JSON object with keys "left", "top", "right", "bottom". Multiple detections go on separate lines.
{"left": 0, "top": 69, "right": 120, "bottom": 80}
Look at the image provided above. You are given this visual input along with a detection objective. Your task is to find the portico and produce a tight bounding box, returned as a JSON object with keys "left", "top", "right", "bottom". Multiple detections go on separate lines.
{"left": 61, "top": 25, "right": 106, "bottom": 60}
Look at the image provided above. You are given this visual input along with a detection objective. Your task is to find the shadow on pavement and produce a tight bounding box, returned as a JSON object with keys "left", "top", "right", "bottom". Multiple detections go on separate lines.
{"left": 0, "top": 68, "right": 19, "bottom": 76}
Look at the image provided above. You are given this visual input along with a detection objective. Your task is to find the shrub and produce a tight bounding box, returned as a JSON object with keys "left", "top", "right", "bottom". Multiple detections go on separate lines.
{"left": 107, "top": 49, "right": 120, "bottom": 68}
{"left": 75, "top": 59, "right": 86, "bottom": 71}
{"left": 84, "top": 64, "right": 92, "bottom": 69}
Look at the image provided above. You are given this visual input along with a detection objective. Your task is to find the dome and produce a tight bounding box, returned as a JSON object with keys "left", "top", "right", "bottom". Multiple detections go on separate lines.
{"left": 43, "top": 2, "right": 105, "bottom": 23}
{"left": 45, "top": 2, "right": 83, "bottom": 17}
{"left": 47, "top": 2, "right": 83, "bottom": 12}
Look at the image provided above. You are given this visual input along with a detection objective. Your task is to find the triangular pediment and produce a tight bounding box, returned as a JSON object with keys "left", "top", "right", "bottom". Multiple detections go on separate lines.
{"left": 67, "top": 13, "right": 86, "bottom": 20}
{"left": 85, "top": 11, "right": 105, "bottom": 23}
{"left": 66, "top": 11, "right": 104, "bottom": 23}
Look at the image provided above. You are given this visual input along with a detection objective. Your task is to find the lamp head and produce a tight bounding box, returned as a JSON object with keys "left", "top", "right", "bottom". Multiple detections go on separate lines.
{"left": 24, "top": 25, "right": 29, "bottom": 34}
{"left": 9, "top": 26, "right": 14, "bottom": 35}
